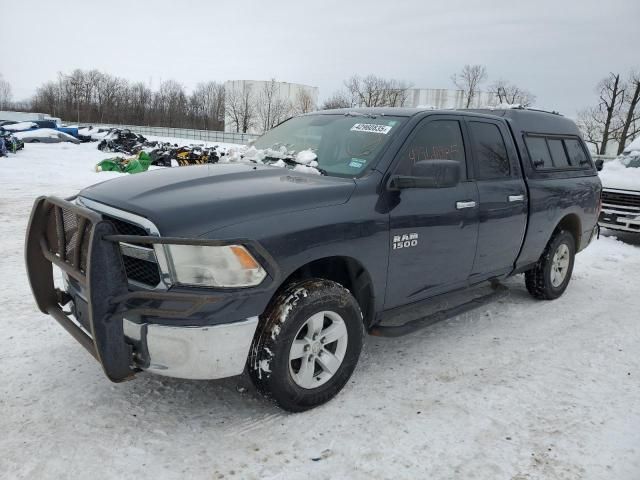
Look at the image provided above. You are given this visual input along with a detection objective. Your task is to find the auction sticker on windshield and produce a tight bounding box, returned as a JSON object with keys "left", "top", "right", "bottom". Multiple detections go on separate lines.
{"left": 351, "top": 123, "right": 392, "bottom": 134}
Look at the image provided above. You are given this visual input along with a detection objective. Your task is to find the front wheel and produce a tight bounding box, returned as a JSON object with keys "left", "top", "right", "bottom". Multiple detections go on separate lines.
{"left": 525, "top": 230, "right": 576, "bottom": 300}
{"left": 248, "top": 279, "right": 364, "bottom": 412}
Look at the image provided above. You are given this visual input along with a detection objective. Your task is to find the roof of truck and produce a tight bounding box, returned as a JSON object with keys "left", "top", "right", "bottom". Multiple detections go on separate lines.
{"left": 313, "top": 107, "right": 582, "bottom": 137}
{"left": 467, "top": 108, "right": 582, "bottom": 136}
{"left": 318, "top": 107, "right": 438, "bottom": 117}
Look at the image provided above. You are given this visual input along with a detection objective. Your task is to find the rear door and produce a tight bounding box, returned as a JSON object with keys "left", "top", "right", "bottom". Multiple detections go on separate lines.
{"left": 385, "top": 116, "right": 479, "bottom": 309}
{"left": 465, "top": 118, "right": 527, "bottom": 280}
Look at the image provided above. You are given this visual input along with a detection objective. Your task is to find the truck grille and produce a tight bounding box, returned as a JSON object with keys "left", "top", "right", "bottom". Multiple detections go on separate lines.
{"left": 122, "top": 256, "right": 161, "bottom": 286}
{"left": 103, "top": 214, "right": 162, "bottom": 288}
{"left": 602, "top": 190, "right": 640, "bottom": 209}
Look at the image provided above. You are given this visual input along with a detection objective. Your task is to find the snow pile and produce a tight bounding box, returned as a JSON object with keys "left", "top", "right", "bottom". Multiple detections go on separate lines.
{"left": 622, "top": 136, "right": 640, "bottom": 154}
{"left": 599, "top": 152, "right": 640, "bottom": 191}
{"left": 2, "top": 121, "right": 37, "bottom": 131}
{"left": 294, "top": 149, "right": 318, "bottom": 165}
{"left": 485, "top": 103, "right": 523, "bottom": 110}
{"left": 78, "top": 126, "right": 110, "bottom": 140}
{"left": 219, "top": 145, "right": 322, "bottom": 174}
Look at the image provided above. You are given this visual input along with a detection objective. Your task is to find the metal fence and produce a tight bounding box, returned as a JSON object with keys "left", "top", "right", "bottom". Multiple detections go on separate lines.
{"left": 70, "top": 122, "right": 259, "bottom": 145}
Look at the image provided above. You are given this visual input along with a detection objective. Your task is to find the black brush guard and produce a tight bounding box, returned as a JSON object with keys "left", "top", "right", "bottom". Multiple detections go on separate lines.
{"left": 25, "top": 196, "right": 269, "bottom": 382}
{"left": 25, "top": 196, "right": 135, "bottom": 382}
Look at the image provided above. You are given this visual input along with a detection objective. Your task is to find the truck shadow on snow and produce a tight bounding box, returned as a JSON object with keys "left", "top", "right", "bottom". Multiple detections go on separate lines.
{"left": 104, "top": 279, "right": 538, "bottom": 420}
{"left": 601, "top": 228, "right": 640, "bottom": 246}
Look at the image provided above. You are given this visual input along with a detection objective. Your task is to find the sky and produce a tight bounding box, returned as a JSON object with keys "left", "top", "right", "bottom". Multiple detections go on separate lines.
{"left": 1, "top": 0, "right": 638, "bottom": 117}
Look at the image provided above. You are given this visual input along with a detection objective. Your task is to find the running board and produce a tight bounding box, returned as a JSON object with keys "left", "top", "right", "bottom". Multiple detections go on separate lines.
{"left": 369, "top": 283, "right": 509, "bottom": 338}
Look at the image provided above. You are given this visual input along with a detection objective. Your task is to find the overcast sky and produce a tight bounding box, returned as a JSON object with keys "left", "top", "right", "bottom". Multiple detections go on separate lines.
{"left": 2, "top": 0, "right": 638, "bottom": 116}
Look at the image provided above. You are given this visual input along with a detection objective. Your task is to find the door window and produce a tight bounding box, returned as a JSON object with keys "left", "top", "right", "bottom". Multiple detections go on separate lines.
{"left": 395, "top": 120, "right": 466, "bottom": 177}
{"left": 468, "top": 121, "right": 510, "bottom": 179}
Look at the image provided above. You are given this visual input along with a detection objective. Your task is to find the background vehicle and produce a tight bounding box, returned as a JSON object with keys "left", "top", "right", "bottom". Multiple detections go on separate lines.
{"left": 598, "top": 137, "right": 640, "bottom": 233}
{"left": 15, "top": 128, "right": 80, "bottom": 144}
{"left": 31, "top": 120, "right": 79, "bottom": 138}
{"left": 0, "top": 127, "right": 25, "bottom": 152}
{"left": 2, "top": 119, "right": 80, "bottom": 138}
{"left": 25, "top": 107, "right": 600, "bottom": 412}
{"left": 97, "top": 128, "right": 147, "bottom": 154}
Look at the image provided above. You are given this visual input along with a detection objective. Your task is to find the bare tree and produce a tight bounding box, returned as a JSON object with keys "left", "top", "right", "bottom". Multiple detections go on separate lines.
{"left": 488, "top": 79, "right": 536, "bottom": 107}
{"left": 577, "top": 107, "right": 607, "bottom": 153}
{"left": 293, "top": 89, "right": 316, "bottom": 114}
{"left": 344, "top": 74, "right": 411, "bottom": 107}
{"left": 225, "top": 82, "right": 256, "bottom": 133}
{"left": 617, "top": 71, "right": 640, "bottom": 154}
{"left": 128, "top": 81, "right": 152, "bottom": 125}
{"left": 0, "top": 73, "right": 13, "bottom": 110}
{"left": 321, "top": 90, "right": 353, "bottom": 110}
{"left": 256, "top": 79, "right": 291, "bottom": 133}
{"left": 598, "top": 73, "right": 626, "bottom": 155}
{"left": 577, "top": 71, "right": 639, "bottom": 155}
{"left": 451, "top": 64, "right": 487, "bottom": 108}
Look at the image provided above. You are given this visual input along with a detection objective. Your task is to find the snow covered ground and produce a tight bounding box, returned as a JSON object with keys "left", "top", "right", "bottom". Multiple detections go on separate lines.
{"left": 1, "top": 141, "right": 640, "bottom": 480}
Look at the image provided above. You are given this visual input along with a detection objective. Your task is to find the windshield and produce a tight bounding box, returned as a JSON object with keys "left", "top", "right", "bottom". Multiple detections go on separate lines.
{"left": 620, "top": 151, "right": 640, "bottom": 168}
{"left": 252, "top": 114, "right": 407, "bottom": 177}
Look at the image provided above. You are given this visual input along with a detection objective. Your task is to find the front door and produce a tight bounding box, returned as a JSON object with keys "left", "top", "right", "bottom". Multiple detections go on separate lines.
{"left": 385, "top": 116, "right": 479, "bottom": 309}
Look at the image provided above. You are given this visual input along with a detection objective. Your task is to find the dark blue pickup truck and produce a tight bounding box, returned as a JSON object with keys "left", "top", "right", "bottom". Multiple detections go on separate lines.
{"left": 25, "top": 107, "right": 601, "bottom": 411}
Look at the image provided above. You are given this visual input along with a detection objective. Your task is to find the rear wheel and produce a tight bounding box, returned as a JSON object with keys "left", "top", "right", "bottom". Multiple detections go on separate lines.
{"left": 525, "top": 230, "right": 576, "bottom": 300}
{"left": 248, "top": 279, "right": 364, "bottom": 412}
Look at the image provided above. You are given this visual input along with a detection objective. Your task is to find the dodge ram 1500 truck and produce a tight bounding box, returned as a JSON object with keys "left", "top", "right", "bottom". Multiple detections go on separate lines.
{"left": 25, "top": 107, "right": 601, "bottom": 411}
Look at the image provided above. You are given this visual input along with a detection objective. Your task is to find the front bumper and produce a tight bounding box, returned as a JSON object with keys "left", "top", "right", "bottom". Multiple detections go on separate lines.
{"left": 599, "top": 209, "right": 640, "bottom": 233}
{"left": 123, "top": 317, "right": 258, "bottom": 379}
{"left": 25, "top": 196, "right": 260, "bottom": 382}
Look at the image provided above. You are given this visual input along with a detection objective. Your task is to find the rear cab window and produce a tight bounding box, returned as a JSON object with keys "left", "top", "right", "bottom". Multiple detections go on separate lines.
{"left": 468, "top": 121, "right": 510, "bottom": 179}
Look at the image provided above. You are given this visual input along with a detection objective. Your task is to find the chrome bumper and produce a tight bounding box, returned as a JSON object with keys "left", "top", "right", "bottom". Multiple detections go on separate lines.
{"left": 599, "top": 208, "right": 640, "bottom": 233}
{"left": 123, "top": 317, "right": 259, "bottom": 380}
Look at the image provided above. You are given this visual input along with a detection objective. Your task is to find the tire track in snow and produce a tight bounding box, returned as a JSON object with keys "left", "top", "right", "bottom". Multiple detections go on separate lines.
{"left": 222, "top": 412, "right": 284, "bottom": 437}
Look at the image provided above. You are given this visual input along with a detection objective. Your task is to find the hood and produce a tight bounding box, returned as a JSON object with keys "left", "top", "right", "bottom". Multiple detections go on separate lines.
{"left": 599, "top": 154, "right": 640, "bottom": 192}
{"left": 80, "top": 163, "right": 355, "bottom": 236}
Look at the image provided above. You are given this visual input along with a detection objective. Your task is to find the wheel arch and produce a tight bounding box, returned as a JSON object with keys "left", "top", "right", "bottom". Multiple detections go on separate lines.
{"left": 555, "top": 213, "right": 582, "bottom": 250}
{"left": 275, "top": 256, "right": 376, "bottom": 328}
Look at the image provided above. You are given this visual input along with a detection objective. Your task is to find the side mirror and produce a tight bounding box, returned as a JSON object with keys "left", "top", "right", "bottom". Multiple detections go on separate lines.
{"left": 388, "top": 160, "right": 461, "bottom": 190}
{"left": 595, "top": 159, "right": 604, "bottom": 171}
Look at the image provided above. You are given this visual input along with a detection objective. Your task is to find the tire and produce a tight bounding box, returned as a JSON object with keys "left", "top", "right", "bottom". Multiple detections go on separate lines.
{"left": 525, "top": 230, "right": 576, "bottom": 300}
{"left": 248, "top": 278, "right": 364, "bottom": 412}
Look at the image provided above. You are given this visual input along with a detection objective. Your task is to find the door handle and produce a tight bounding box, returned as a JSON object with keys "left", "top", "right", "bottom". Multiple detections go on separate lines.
{"left": 508, "top": 195, "right": 524, "bottom": 202}
{"left": 456, "top": 201, "right": 477, "bottom": 209}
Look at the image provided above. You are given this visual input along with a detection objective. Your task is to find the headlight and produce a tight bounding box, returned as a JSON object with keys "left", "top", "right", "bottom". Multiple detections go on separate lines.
{"left": 154, "top": 244, "right": 267, "bottom": 288}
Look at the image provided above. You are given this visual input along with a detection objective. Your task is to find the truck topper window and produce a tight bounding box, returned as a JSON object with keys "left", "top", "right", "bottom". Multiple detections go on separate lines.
{"left": 525, "top": 135, "right": 592, "bottom": 171}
